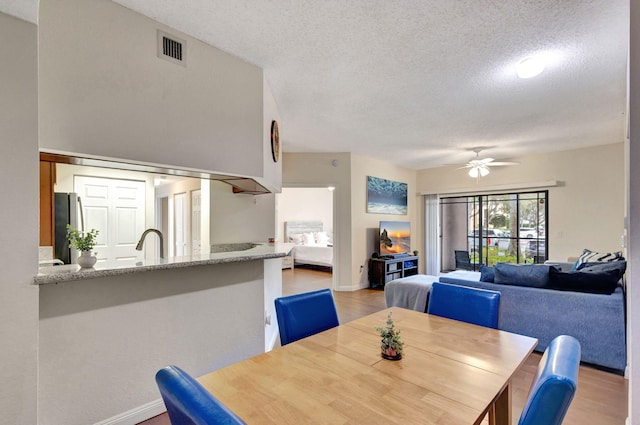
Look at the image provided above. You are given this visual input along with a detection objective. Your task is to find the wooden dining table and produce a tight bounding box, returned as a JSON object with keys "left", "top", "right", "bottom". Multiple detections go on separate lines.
{"left": 198, "top": 307, "right": 537, "bottom": 425}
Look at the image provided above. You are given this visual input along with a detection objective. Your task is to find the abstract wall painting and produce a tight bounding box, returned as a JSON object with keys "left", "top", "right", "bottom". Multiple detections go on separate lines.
{"left": 366, "top": 176, "right": 408, "bottom": 215}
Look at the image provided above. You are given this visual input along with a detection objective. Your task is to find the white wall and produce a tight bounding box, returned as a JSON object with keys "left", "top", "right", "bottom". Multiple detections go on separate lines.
{"left": 38, "top": 263, "right": 265, "bottom": 425}
{"left": 277, "top": 187, "right": 334, "bottom": 242}
{"left": 351, "top": 155, "right": 419, "bottom": 288}
{"left": 0, "top": 12, "right": 39, "bottom": 425}
{"left": 417, "top": 143, "right": 625, "bottom": 262}
{"left": 38, "top": 0, "right": 265, "bottom": 179}
{"left": 283, "top": 152, "right": 353, "bottom": 289}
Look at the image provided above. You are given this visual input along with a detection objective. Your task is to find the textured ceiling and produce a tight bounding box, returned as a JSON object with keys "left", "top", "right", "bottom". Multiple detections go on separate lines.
{"left": 2, "top": 1, "right": 629, "bottom": 169}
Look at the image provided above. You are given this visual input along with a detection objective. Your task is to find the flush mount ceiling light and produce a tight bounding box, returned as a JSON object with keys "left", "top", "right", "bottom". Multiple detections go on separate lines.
{"left": 516, "top": 56, "right": 545, "bottom": 79}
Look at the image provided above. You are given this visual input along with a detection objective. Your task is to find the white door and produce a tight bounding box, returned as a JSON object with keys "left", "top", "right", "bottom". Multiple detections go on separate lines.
{"left": 174, "top": 192, "right": 188, "bottom": 256}
{"left": 191, "top": 189, "right": 201, "bottom": 255}
{"left": 74, "top": 176, "right": 146, "bottom": 265}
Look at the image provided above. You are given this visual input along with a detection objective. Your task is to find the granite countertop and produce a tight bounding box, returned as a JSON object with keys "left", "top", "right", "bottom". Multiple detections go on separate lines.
{"left": 34, "top": 242, "right": 294, "bottom": 285}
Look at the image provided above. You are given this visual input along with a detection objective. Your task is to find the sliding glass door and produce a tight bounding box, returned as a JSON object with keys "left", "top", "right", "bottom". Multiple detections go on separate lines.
{"left": 440, "top": 191, "right": 548, "bottom": 271}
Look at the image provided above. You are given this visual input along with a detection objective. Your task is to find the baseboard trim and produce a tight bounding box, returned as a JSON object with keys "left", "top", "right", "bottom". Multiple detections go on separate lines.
{"left": 268, "top": 330, "right": 279, "bottom": 351}
{"left": 93, "top": 399, "right": 165, "bottom": 425}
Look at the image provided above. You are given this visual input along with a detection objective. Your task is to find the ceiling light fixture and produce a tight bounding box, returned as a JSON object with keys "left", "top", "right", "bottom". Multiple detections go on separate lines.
{"left": 468, "top": 165, "right": 490, "bottom": 178}
{"left": 516, "top": 56, "right": 545, "bottom": 79}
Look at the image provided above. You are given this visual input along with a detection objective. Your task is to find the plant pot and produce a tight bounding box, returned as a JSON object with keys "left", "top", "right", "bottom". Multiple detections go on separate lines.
{"left": 381, "top": 346, "right": 402, "bottom": 360}
{"left": 381, "top": 352, "right": 402, "bottom": 361}
{"left": 77, "top": 251, "right": 97, "bottom": 269}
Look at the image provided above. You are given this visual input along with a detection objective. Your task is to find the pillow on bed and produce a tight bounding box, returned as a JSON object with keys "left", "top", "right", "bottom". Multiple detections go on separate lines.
{"left": 289, "top": 234, "right": 304, "bottom": 245}
{"left": 302, "top": 232, "right": 317, "bottom": 246}
{"left": 314, "top": 231, "right": 330, "bottom": 247}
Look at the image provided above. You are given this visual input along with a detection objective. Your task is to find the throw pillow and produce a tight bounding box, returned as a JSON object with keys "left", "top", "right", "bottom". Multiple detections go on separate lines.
{"left": 574, "top": 249, "right": 624, "bottom": 269}
{"left": 494, "top": 263, "right": 553, "bottom": 288}
{"left": 314, "top": 231, "right": 330, "bottom": 247}
{"left": 577, "top": 260, "right": 627, "bottom": 276}
{"left": 479, "top": 266, "right": 495, "bottom": 282}
{"left": 547, "top": 267, "right": 621, "bottom": 294}
{"left": 289, "top": 234, "right": 303, "bottom": 245}
{"left": 302, "top": 232, "right": 317, "bottom": 246}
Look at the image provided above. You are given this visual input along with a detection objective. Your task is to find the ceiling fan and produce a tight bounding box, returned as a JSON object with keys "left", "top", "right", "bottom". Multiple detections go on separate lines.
{"left": 460, "top": 147, "right": 519, "bottom": 179}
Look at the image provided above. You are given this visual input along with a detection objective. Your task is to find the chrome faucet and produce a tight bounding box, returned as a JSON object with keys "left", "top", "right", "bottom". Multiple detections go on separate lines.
{"left": 135, "top": 228, "right": 164, "bottom": 259}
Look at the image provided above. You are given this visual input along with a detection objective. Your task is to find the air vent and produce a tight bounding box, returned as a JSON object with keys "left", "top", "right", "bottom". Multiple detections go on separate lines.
{"left": 157, "top": 30, "right": 186, "bottom": 66}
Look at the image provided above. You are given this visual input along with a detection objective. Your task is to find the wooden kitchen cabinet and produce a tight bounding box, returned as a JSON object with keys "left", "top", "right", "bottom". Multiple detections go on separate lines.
{"left": 40, "top": 160, "right": 55, "bottom": 246}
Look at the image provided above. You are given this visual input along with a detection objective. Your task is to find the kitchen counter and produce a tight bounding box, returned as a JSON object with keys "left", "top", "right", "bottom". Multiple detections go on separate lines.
{"left": 34, "top": 242, "right": 294, "bottom": 285}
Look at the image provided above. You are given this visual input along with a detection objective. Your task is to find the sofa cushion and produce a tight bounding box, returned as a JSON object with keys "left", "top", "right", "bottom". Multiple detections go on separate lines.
{"left": 547, "top": 267, "right": 620, "bottom": 294}
{"left": 577, "top": 260, "right": 627, "bottom": 276}
{"left": 573, "top": 249, "right": 624, "bottom": 269}
{"left": 479, "top": 266, "right": 495, "bottom": 282}
{"left": 494, "top": 263, "right": 553, "bottom": 288}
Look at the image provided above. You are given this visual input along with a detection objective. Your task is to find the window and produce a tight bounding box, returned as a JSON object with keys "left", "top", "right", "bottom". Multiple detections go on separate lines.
{"left": 440, "top": 191, "right": 548, "bottom": 271}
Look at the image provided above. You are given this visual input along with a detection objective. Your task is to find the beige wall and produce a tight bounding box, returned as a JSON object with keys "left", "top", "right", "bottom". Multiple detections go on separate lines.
{"left": 262, "top": 77, "right": 283, "bottom": 191}
{"left": 209, "top": 181, "right": 276, "bottom": 245}
{"left": 351, "top": 155, "right": 419, "bottom": 287}
{"left": 283, "top": 152, "right": 419, "bottom": 290}
{"left": 0, "top": 12, "right": 39, "bottom": 425}
{"left": 417, "top": 143, "right": 625, "bottom": 263}
{"left": 628, "top": 0, "right": 639, "bottom": 420}
{"left": 38, "top": 0, "right": 266, "bottom": 180}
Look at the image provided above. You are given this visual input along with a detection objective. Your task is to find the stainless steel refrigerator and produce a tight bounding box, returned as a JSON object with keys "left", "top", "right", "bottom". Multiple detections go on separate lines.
{"left": 54, "top": 192, "right": 84, "bottom": 264}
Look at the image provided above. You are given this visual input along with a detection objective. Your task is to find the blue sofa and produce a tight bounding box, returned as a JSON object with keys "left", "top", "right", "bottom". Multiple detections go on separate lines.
{"left": 438, "top": 267, "right": 626, "bottom": 373}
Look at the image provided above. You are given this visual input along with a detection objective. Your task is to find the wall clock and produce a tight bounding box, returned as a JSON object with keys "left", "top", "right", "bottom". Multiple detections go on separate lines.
{"left": 271, "top": 120, "right": 280, "bottom": 162}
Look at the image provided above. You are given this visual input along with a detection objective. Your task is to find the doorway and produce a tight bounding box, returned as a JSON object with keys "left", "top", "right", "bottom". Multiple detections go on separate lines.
{"left": 276, "top": 186, "right": 337, "bottom": 290}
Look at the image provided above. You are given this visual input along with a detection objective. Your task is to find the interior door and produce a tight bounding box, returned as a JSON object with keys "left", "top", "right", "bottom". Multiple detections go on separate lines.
{"left": 174, "top": 192, "right": 188, "bottom": 256}
{"left": 74, "top": 176, "right": 146, "bottom": 265}
{"left": 191, "top": 189, "right": 201, "bottom": 256}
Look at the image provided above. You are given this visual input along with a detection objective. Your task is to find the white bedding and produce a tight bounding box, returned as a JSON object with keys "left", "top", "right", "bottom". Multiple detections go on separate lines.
{"left": 293, "top": 245, "right": 333, "bottom": 267}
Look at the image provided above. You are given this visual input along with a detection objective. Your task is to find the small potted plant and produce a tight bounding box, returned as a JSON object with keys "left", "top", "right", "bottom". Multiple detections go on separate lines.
{"left": 376, "top": 311, "right": 404, "bottom": 360}
{"left": 66, "top": 225, "right": 99, "bottom": 268}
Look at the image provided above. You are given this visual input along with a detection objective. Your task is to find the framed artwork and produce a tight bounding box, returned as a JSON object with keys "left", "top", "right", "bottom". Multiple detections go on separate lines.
{"left": 367, "top": 176, "right": 408, "bottom": 215}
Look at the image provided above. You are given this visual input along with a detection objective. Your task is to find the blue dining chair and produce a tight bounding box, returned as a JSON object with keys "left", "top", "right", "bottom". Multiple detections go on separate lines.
{"left": 518, "top": 335, "right": 581, "bottom": 425}
{"left": 427, "top": 282, "right": 501, "bottom": 328}
{"left": 155, "top": 365, "right": 246, "bottom": 425}
{"left": 274, "top": 288, "right": 339, "bottom": 345}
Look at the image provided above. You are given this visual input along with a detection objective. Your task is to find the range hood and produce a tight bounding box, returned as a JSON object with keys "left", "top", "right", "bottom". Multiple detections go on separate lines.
{"left": 40, "top": 152, "right": 270, "bottom": 195}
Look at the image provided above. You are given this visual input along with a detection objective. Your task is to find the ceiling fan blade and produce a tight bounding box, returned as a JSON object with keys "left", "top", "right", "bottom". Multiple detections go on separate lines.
{"left": 486, "top": 161, "right": 520, "bottom": 166}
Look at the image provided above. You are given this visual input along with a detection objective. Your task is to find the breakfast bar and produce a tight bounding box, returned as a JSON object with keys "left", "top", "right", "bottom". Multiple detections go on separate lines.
{"left": 35, "top": 243, "right": 291, "bottom": 425}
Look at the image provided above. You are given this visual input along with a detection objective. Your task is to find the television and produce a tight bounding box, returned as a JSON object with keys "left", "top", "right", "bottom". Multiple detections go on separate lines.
{"left": 379, "top": 221, "right": 411, "bottom": 255}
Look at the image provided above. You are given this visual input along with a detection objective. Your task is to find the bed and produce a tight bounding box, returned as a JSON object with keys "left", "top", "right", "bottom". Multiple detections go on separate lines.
{"left": 285, "top": 221, "right": 333, "bottom": 269}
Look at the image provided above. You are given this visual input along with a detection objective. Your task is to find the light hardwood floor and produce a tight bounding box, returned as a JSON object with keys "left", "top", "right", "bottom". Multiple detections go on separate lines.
{"left": 139, "top": 267, "right": 628, "bottom": 425}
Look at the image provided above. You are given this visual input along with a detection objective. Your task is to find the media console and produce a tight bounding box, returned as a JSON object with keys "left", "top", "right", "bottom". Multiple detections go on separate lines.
{"left": 368, "top": 255, "right": 419, "bottom": 289}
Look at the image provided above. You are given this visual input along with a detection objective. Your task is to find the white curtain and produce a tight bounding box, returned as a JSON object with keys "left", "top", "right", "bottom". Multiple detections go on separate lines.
{"left": 424, "top": 194, "right": 440, "bottom": 276}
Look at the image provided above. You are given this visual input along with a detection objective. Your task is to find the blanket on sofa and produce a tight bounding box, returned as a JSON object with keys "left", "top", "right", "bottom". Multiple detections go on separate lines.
{"left": 384, "top": 274, "right": 439, "bottom": 312}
